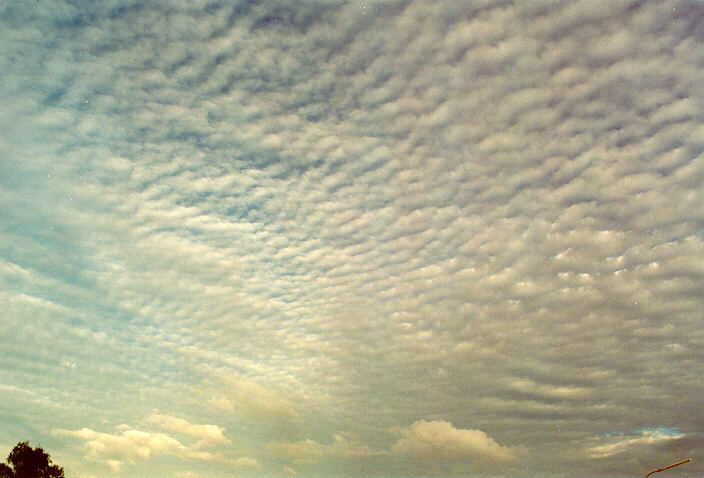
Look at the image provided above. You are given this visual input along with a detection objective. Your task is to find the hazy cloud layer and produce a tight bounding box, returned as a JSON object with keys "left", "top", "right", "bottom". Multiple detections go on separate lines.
{"left": 1, "top": 0, "right": 703, "bottom": 477}
{"left": 268, "top": 433, "right": 379, "bottom": 466}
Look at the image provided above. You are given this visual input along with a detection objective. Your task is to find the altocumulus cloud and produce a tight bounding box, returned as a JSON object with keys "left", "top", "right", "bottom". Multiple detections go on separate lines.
{"left": 1, "top": 0, "right": 704, "bottom": 477}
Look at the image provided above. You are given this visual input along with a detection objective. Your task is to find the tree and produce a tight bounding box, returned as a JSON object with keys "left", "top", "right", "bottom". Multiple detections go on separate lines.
{"left": 2, "top": 442, "right": 64, "bottom": 478}
{"left": 0, "top": 463, "right": 13, "bottom": 478}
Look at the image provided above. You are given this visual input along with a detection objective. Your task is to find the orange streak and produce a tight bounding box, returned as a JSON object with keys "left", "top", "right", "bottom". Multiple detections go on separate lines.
{"left": 645, "top": 459, "right": 691, "bottom": 478}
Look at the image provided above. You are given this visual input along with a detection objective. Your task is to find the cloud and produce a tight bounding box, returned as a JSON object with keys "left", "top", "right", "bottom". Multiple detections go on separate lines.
{"left": 267, "top": 439, "right": 324, "bottom": 466}
{"left": 53, "top": 421, "right": 226, "bottom": 470}
{"left": 232, "top": 456, "right": 260, "bottom": 468}
{"left": 205, "top": 370, "right": 298, "bottom": 419}
{"left": 2, "top": 0, "right": 704, "bottom": 477}
{"left": 148, "top": 414, "right": 230, "bottom": 446}
{"left": 506, "top": 378, "right": 590, "bottom": 400}
{"left": 268, "top": 434, "right": 380, "bottom": 466}
{"left": 176, "top": 473, "right": 208, "bottom": 478}
{"left": 225, "top": 377, "right": 298, "bottom": 419}
{"left": 61, "top": 360, "right": 77, "bottom": 369}
{"left": 391, "top": 420, "right": 521, "bottom": 470}
{"left": 577, "top": 427, "right": 702, "bottom": 477}
{"left": 588, "top": 428, "right": 687, "bottom": 459}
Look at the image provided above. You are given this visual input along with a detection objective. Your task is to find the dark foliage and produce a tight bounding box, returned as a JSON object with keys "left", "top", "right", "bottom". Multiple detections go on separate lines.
{"left": 0, "top": 463, "right": 13, "bottom": 478}
{"left": 2, "top": 442, "right": 64, "bottom": 478}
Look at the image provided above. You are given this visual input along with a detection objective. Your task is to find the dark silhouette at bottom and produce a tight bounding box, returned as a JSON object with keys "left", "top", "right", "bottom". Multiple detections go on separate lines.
{"left": 0, "top": 442, "right": 64, "bottom": 478}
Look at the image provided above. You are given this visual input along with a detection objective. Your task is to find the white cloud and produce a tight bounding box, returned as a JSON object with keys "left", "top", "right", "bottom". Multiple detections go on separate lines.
{"left": 148, "top": 414, "right": 230, "bottom": 446}
{"left": 53, "top": 423, "right": 224, "bottom": 470}
{"left": 588, "top": 429, "right": 687, "bottom": 459}
{"left": 61, "top": 360, "right": 77, "bottom": 369}
{"left": 507, "top": 378, "right": 590, "bottom": 400}
{"left": 391, "top": 420, "right": 521, "bottom": 468}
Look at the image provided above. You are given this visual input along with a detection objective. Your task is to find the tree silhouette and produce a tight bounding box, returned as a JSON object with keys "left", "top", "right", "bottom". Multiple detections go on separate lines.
{"left": 2, "top": 442, "right": 64, "bottom": 478}
{"left": 0, "top": 463, "right": 13, "bottom": 478}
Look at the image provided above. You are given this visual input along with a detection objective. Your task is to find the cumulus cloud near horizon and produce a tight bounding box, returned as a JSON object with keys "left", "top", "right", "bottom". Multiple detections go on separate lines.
{"left": 391, "top": 420, "right": 522, "bottom": 472}
{"left": 53, "top": 426, "right": 213, "bottom": 470}
{"left": 53, "top": 415, "right": 245, "bottom": 471}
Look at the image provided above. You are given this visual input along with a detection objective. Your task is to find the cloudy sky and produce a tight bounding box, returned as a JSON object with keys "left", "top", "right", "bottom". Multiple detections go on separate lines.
{"left": 1, "top": 1, "right": 703, "bottom": 477}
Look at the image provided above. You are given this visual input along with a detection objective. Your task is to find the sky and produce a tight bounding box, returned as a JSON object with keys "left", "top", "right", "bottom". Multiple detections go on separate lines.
{"left": 0, "top": 0, "right": 703, "bottom": 477}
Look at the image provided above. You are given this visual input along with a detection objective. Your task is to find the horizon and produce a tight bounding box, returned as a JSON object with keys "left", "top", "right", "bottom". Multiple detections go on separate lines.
{"left": 1, "top": 1, "right": 703, "bottom": 477}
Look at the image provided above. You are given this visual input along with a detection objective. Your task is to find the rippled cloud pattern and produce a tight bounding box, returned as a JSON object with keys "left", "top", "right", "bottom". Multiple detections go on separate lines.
{"left": 1, "top": 1, "right": 703, "bottom": 477}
